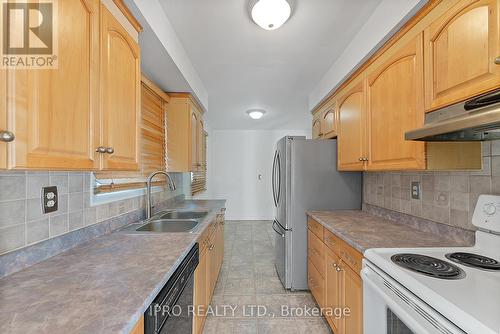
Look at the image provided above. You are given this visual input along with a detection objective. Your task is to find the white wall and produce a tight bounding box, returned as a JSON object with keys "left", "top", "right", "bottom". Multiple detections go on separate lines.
{"left": 309, "top": 0, "right": 428, "bottom": 110}
{"left": 197, "top": 130, "right": 309, "bottom": 220}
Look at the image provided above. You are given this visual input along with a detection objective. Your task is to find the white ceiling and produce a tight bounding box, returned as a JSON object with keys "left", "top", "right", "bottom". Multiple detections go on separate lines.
{"left": 159, "top": 0, "right": 383, "bottom": 130}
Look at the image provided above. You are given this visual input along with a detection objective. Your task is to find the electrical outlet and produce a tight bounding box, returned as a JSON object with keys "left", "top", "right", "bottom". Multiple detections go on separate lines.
{"left": 42, "top": 186, "right": 58, "bottom": 214}
{"left": 411, "top": 182, "right": 421, "bottom": 200}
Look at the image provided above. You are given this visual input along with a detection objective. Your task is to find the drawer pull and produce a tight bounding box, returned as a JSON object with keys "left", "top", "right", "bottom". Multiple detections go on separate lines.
{"left": 325, "top": 237, "right": 335, "bottom": 246}
{"left": 495, "top": 56, "right": 500, "bottom": 65}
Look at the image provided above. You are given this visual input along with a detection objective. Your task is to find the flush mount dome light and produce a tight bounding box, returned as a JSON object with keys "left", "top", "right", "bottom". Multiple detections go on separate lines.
{"left": 251, "top": 0, "right": 292, "bottom": 31}
{"left": 247, "top": 109, "right": 266, "bottom": 120}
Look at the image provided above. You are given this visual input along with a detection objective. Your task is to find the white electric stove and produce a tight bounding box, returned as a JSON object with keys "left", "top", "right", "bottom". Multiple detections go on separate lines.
{"left": 362, "top": 194, "right": 500, "bottom": 334}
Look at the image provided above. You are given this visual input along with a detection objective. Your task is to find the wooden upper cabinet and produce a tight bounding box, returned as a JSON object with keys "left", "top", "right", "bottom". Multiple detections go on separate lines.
{"left": 366, "top": 34, "right": 426, "bottom": 171}
{"left": 321, "top": 101, "right": 337, "bottom": 139}
{"left": 424, "top": 0, "right": 500, "bottom": 110}
{"left": 166, "top": 94, "right": 205, "bottom": 172}
{"left": 0, "top": 70, "right": 6, "bottom": 169}
{"left": 100, "top": 4, "right": 141, "bottom": 171}
{"left": 190, "top": 111, "right": 199, "bottom": 171}
{"left": 197, "top": 118, "right": 204, "bottom": 171}
{"left": 337, "top": 81, "right": 366, "bottom": 171}
{"left": 312, "top": 118, "right": 322, "bottom": 139}
{"left": 5, "top": 0, "right": 100, "bottom": 170}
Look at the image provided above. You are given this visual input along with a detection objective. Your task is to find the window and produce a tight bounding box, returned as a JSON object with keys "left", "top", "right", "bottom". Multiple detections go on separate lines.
{"left": 191, "top": 131, "right": 207, "bottom": 195}
{"left": 93, "top": 77, "right": 168, "bottom": 199}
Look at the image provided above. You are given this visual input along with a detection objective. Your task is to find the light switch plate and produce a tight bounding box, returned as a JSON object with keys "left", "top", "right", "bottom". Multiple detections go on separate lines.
{"left": 411, "top": 182, "right": 421, "bottom": 200}
{"left": 42, "top": 186, "right": 58, "bottom": 214}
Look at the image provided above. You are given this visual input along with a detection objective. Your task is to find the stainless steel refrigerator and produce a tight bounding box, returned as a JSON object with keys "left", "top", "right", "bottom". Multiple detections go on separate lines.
{"left": 271, "top": 136, "right": 362, "bottom": 291}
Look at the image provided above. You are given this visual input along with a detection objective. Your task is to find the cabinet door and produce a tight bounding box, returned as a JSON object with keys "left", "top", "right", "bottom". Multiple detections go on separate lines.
{"left": 0, "top": 69, "right": 6, "bottom": 169}
{"left": 312, "top": 118, "right": 322, "bottom": 139}
{"left": 190, "top": 111, "right": 198, "bottom": 171}
{"left": 325, "top": 249, "right": 341, "bottom": 333}
{"left": 193, "top": 250, "right": 207, "bottom": 334}
{"left": 337, "top": 81, "right": 366, "bottom": 171}
{"left": 206, "top": 230, "right": 217, "bottom": 300}
{"left": 197, "top": 118, "right": 204, "bottom": 171}
{"left": 366, "top": 34, "right": 426, "bottom": 170}
{"left": 322, "top": 104, "right": 337, "bottom": 139}
{"left": 308, "top": 257, "right": 325, "bottom": 307}
{"left": 6, "top": 0, "right": 99, "bottom": 170}
{"left": 100, "top": 5, "right": 140, "bottom": 171}
{"left": 424, "top": 0, "right": 500, "bottom": 110}
{"left": 341, "top": 262, "right": 363, "bottom": 334}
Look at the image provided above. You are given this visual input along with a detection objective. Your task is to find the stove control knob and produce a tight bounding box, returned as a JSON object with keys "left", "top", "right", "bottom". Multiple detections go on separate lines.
{"left": 483, "top": 203, "right": 497, "bottom": 216}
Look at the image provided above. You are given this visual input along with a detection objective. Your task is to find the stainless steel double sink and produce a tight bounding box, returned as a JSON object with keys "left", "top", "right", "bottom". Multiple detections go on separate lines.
{"left": 135, "top": 210, "right": 208, "bottom": 233}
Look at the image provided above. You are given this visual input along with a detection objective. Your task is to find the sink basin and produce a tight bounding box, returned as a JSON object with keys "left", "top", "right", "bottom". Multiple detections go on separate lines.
{"left": 158, "top": 211, "right": 208, "bottom": 220}
{"left": 136, "top": 219, "right": 199, "bottom": 233}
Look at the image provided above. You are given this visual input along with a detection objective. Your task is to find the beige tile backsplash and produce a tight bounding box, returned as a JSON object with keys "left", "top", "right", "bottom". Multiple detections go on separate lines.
{"left": 364, "top": 141, "right": 500, "bottom": 231}
{"left": 0, "top": 171, "right": 185, "bottom": 254}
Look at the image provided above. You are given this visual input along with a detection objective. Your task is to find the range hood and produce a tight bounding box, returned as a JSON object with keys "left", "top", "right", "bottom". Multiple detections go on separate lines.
{"left": 405, "top": 89, "right": 500, "bottom": 141}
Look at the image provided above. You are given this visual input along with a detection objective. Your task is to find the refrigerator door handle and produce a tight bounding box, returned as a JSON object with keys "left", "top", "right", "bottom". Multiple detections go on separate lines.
{"left": 275, "top": 150, "right": 281, "bottom": 205}
{"left": 272, "top": 220, "right": 285, "bottom": 238}
{"left": 275, "top": 219, "right": 292, "bottom": 232}
{"left": 272, "top": 150, "right": 278, "bottom": 207}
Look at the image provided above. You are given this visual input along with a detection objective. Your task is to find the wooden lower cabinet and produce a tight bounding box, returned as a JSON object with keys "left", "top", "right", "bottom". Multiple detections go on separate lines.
{"left": 342, "top": 262, "right": 363, "bottom": 334}
{"left": 193, "top": 214, "right": 225, "bottom": 334}
{"left": 193, "top": 249, "right": 208, "bottom": 334}
{"left": 308, "top": 217, "right": 363, "bottom": 334}
{"left": 130, "top": 315, "right": 144, "bottom": 334}
{"left": 325, "top": 249, "right": 341, "bottom": 333}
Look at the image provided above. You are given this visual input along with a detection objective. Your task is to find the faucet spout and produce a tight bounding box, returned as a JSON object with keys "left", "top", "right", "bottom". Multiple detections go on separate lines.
{"left": 146, "top": 171, "right": 177, "bottom": 219}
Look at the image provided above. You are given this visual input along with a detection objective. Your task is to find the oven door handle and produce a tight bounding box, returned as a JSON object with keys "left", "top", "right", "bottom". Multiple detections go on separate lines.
{"left": 362, "top": 267, "right": 464, "bottom": 334}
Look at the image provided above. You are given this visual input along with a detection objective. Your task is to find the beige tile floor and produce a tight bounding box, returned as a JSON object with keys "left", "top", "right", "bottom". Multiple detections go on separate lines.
{"left": 202, "top": 221, "right": 332, "bottom": 334}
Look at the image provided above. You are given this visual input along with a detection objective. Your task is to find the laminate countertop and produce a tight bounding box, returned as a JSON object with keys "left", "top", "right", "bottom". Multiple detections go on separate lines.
{"left": 307, "top": 210, "right": 473, "bottom": 254}
{"left": 0, "top": 199, "right": 226, "bottom": 334}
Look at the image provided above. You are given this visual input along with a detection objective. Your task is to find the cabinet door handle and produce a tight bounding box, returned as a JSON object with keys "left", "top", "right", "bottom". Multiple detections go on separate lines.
{"left": 96, "top": 146, "right": 107, "bottom": 153}
{"left": 495, "top": 56, "right": 500, "bottom": 65}
{"left": 209, "top": 244, "right": 214, "bottom": 251}
{"left": 336, "top": 266, "right": 342, "bottom": 272}
{"left": 332, "top": 262, "right": 338, "bottom": 268}
{"left": 0, "top": 131, "right": 15, "bottom": 142}
{"left": 106, "top": 147, "right": 114, "bottom": 154}
{"left": 358, "top": 157, "right": 363, "bottom": 161}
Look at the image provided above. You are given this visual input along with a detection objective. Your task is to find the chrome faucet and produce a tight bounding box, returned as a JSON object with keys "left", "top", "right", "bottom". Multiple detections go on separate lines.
{"left": 146, "top": 171, "right": 177, "bottom": 219}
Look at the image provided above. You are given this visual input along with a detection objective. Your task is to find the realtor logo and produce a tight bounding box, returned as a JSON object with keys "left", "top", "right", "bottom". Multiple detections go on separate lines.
{"left": 1, "top": 0, "right": 58, "bottom": 68}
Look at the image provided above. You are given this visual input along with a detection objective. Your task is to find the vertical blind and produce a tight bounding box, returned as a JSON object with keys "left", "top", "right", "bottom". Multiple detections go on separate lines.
{"left": 191, "top": 131, "right": 207, "bottom": 195}
{"left": 94, "top": 79, "right": 167, "bottom": 194}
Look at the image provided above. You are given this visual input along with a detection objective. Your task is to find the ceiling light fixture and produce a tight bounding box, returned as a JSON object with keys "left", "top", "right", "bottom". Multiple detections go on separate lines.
{"left": 247, "top": 109, "right": 266, "bottom": 120}
{"left": 251, "top": 0, "right": 292, "bottom": 31}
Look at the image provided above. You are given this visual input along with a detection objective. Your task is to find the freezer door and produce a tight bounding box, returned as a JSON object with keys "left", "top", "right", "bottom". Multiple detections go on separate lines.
{"left": 272, "top": 219, "right": 286, "bottom": 286}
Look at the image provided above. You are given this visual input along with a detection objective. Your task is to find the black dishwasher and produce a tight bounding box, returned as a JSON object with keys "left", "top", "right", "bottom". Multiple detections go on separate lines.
{"left": 145, "top": 243, "right": 199, "bottom": 334}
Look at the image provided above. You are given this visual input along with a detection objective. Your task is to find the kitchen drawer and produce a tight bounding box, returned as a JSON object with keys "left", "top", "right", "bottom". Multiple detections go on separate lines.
{"left": 307, "top": 216, "right": 324, "bottom": 239}
{"left": 308, "top": 230, "right": 325, "bottom": 278}
{"left": 308, "top": 258, "right": 325, "bottom": 307}
{"left": 323, "top": 229, "right": 341, "bottom": 255}
{"left": 199, "top": 221, "right": 214, "bottom": 254}
{"left": 339, "top": 240, "right": 363, "bottom": 275}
